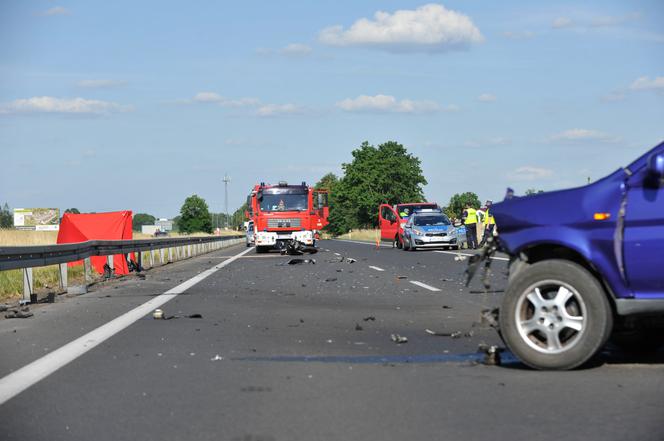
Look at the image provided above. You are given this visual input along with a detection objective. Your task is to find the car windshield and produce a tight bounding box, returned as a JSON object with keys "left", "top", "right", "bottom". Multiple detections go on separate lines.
{"left": 260, "top": 194, "right": 307, "bottom": 211}
{"left": 413, "top": 215, "right": 450, "bottom": 226}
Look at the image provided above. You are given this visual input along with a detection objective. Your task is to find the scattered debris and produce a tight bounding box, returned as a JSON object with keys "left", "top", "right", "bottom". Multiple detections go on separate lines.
{"left": 324, "top": 277, "right": 337, "bottom": 282}
{"left": 153, "top": 309, "right": 164, "bottom": 320}
{"left": 441, "top": 305, "right": 452, "bottom": 309}
{"left": 187, "top": 313, "right": 203, "bottom": 319}
{"left": 454, "top": 255, "right": 467, "bottom": 262}
{"left": 346, "top": 258, "right": 356, "bottom": 264}
{"left": 390, "top": 334, "right": 408, "bottom": 344}
{"left": 0, "top": 304, "right": 8, "bottom": 312}
{"left": 479, "top": 308, "right": 499, "bottom": 328}
{"left": 363, "top": 316, "right": 376, "bottom": 322}
{"left": 464, "top": 330, "right": 475, "bottom": 338}
{"left": 336, "top": 269, "right": 343, "bottom": 273}
{"left": 210, "top": 354, "right": 224, "bottom": 361}
{"left": 478, "top": 344, "right": 504, "bottom": 366}
{"left": 355, "top": 323, "right": 363, "bottom": 331}
{"left": 424, "top": 329, "right": 462, "bottom": 338}
{"left": 153, "top": 309, "right": 203, "bottom": 320}
{"left": 285, "top": 258, "right": 316, "bottom": 265}
{"left": 5, "top": 308, "right": 33, "bottom": 319}
{"left": 396, "top": 275, "right": 408, "bottom": 280}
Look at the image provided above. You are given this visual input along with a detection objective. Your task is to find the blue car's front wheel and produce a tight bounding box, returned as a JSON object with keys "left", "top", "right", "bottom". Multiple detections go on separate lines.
{"left": 500, "top": 259, "right": 613, "bottom": 370}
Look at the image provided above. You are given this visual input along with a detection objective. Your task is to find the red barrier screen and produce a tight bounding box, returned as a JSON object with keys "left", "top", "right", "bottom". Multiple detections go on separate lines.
{"left": 57, "top": 211, "right": 133, "bottom": 275}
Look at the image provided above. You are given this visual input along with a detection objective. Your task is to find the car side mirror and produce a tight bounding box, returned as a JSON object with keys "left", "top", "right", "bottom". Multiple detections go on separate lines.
{"left": 404, "top": 224, "right": 411, "bottom": 229}
{"left": 647, "top": 153, "right": 664, "bottom": 181}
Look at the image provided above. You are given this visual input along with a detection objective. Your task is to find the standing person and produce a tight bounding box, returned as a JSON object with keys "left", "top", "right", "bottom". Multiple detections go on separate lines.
{"left": 462, "top": 203, "right": 478, "bottom": 249}
{"left": 479, "top": 200, "right": 495, "bottom": 247}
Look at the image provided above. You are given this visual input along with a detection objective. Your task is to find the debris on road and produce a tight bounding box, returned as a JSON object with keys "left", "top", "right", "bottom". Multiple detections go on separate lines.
{"left": 284, "top": 258, "right": 316, "bottom": 265}
{"left": 441, "top": 305, "right": 452, "bottom": 309}
{"left": 390, "top": 334, "right": 408, "bottom": 344}
{"left": 210, "top": 354, "right": 224, "bottom": 361}
{"left": 454, "top": 255, "right": 467, "bottom": 262}
{"left": 425, "top": 329, "right": 462, "bottom": 338}
{"left": 4, "top": 308, "right": 33, "bottom": 319}
{"left": 363, "top": 316, "right": 376, "bottom": 322}
{"left": 346, "top": 258, "right": 356, "bottom": 264}
{"left": 0, "top": 304, "right": 8, "bottom": 312}
{"left": 479, "top": 308, "right": 499, "bottom": 328}
{"left": 355, "top": 323, "right": 363, "bottom": 331}
{"left": 152, "top": 309, "right": 203, "bottom": 320}
{"left": 396, "top": 275, "right": 408, "bottom": 280}
{"left": 478, "top": 344, "right": 504, "bottom": 366}
{"left": 324, "top": 277, "right": 337, "bottom": 282}
{"left": 153, "top": 309, "right": 164, "bottom": 319}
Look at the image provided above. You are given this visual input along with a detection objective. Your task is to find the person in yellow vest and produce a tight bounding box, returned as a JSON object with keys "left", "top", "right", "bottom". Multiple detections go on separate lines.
{"left": 462, "top": 203, "right": 479, "bottom": 249}
{"left": 479, "top": 200, "right": 496, "bottom": 247}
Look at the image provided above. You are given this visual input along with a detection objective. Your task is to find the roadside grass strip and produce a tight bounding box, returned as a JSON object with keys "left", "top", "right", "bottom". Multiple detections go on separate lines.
{"left": 0, "top": 246, "right": 254, "bottom": 406}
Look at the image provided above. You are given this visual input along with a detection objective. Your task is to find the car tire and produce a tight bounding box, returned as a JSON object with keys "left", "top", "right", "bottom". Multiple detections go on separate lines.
{"left": 403, "top": 236, "right": 410, "bottom": 251}
{"left": 499, "top": 259, "right": 613, "bottom": 370}
{"left": 409, "top": 238, "right": 416, "bottom": 251}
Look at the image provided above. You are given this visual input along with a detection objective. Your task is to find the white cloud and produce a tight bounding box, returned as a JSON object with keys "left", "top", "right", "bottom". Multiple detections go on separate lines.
{"left": 77, "top": 79, "right": 127, "bottom": 89}
{"left": 549, "top": 128, "right": 621, "bottom": 143}
{"left": 190, "top": 92, "right": 260, "bottom": 107}
{"left": 629, "top": 76, "right": 664, "bottom": 91}
{"left": 509, "top": 166, "right": 554, "bottom": 181}
{"left": 41, "top": 6, "right": 70, "bottom": 16}
{"left": 477, "top": 93, "right": 496, "bottom": 102}
{"left": 319, "top": 4, "right": 483, "bottom": 53}
{"left": 279, "top": 43, "right": 313, "bottom": 57}
{"left": 336, "top": 94, "right": 446, "bottom": 113}
{"left": 0, "top": 96, "right": 132, "bottom": 115}
{"left": 552, "top": 17, "right": 574, "bottom": 29}
{"left": 255, "top": 103, "right": 306, "bottom": 117}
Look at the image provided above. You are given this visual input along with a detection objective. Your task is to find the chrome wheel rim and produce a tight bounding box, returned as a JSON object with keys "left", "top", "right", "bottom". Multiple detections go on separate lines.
{"left": 515, "top": 280, "right": 587, "bottom": 354}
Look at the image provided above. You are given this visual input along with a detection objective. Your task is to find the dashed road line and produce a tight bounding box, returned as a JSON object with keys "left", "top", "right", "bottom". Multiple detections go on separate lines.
{"left": 0, "top": 246, "right": 254, "bottom": 406}
{"left": 410, "top": 281, "right": 442, "bottom": 292}
{"left": 368, "top": 266, "right": 385, "bottom": 272}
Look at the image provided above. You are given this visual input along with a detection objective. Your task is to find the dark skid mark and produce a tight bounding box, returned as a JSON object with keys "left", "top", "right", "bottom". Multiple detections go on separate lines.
{"left": 233, "top": 352, "right": 520, "bottom": 365}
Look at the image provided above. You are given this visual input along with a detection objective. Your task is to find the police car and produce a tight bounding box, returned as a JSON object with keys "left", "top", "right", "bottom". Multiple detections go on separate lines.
{"left": 402, "top": 209, "right": 464, "bottom": 251}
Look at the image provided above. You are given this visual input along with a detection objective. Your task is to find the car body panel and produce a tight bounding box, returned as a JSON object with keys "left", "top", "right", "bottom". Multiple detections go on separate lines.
{"left": 491, "top": 141, "right": 664, "bottom": 303}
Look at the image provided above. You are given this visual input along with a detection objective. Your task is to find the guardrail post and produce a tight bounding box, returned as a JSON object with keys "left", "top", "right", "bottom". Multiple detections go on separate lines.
{"left": 84, "top": 257, "right": 92, "bottom": 282}
{"left": 58, "top": 263, "right": 68, "bottom": 291}
{"left": 23, "top": 268, "right": 33, "bottom": 302}
{"left": 148, "top": 250, "right": 154, "bottom": 268}
{"left": 160, "top": 248, "right": 165, "bottom": 265}
{"left": 188, "top": 245, "right": 192, "bottom": 258}
{"left": 168, "top": 247, "right": 173, "bottom": 263}
{"left": 137, "top": 251, "right": 142, "bottom": 272}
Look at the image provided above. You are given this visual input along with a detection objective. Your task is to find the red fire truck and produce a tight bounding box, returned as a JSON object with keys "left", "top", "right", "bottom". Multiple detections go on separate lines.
{"left": 246, "top": 181, "right": 329, "bottom": 253}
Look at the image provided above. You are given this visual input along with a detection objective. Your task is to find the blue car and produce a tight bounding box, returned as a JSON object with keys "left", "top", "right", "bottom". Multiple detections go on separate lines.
{"left": 402, "top": 211, "right": 464, "bottom": 250}
{"left": 481, "top": 141, "right": 664, "bottom": 370}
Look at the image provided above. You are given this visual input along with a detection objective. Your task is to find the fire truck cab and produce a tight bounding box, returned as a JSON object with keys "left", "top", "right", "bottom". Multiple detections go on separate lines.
{"left": 246, "top": 181, "right": 329, "bottom": 253}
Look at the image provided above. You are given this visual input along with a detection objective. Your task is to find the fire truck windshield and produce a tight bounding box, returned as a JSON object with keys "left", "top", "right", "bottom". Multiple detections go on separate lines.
{"left": 260, "top": 193, "right": 307, "bottom": 212}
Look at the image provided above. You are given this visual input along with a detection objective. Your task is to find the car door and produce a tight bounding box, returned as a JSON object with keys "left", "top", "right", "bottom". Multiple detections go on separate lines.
{"left": 379, "top": 204, "right": 399, "bottom": 241}
{"left": 623, "top": 165, "right": 664, "bottom": 298}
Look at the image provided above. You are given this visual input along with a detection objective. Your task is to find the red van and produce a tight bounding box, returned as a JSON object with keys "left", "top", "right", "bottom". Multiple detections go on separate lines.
{"left": 378, "top": 202, "right": 440, "bottom": 247}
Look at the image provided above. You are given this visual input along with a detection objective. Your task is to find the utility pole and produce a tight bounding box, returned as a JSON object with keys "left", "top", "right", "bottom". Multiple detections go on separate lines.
{"left": 223, "top": 174, "right": 231, "bottom": 229}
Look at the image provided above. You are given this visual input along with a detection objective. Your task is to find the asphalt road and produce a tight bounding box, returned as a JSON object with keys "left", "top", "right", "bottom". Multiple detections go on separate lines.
{"left": 0, "top": 240, "right": 662, "bottom": 441}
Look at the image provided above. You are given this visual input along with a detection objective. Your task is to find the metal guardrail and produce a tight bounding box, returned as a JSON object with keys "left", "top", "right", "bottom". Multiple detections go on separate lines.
{"left": 0, "top": 235, "right": 244, "bottom": 302}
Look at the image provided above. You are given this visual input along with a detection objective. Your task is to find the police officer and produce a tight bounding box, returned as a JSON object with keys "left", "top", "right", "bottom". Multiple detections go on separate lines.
{"left": 479, "top": 200, "right": 495, "bottom": 247}
{"left": 462, "top": 203, "right": 479, "bottom": 249}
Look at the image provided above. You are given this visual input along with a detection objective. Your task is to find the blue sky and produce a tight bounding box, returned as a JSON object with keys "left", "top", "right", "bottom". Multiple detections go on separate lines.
{"left": 1, "top": 0, "right": 663, "bottom": 218}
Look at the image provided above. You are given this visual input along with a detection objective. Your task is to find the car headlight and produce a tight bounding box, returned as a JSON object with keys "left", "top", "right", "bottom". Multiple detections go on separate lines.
{"left": 413, "top": 229, "right": 424, "bottom": 236}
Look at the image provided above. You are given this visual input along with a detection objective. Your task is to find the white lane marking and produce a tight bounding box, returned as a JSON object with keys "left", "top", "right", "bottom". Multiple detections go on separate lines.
{"left": 334, "top": 239, "right": 376, "bottom": 246}
{"left": 410, "top": 281, "right": 442, "bottom": 292}
{"left": 368, "top": 266, "right": 385, "bottom": 272}
{"left": 0, "top": 246, "right": 254, "bottom": 406}
{"left": 434, "top": 250, "right": 509, "bottom": 261}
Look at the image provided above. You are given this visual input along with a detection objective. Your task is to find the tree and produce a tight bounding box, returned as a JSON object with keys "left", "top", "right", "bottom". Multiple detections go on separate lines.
{"left": 178, "top": 195, "right": 213, "bottom": 234}
{"left": 0, "top": 203, "right": 12, "bottom": 228}
{"left": 326, "top": 141, "right": 427, "bottom": 235}
{"left": 64, "top": 208, "right": 80, "bottom": 214}
{"left": 444, "top": 192, "right": 481, "bottom": 220}
{"left": 133, "top": 213, "right": 156, "bottom": 231}
{"left": 525, "top": 188, "right": 544, "bottom": 196}
{"left": 315, "top": 173, "right": 339, "bottom": 191}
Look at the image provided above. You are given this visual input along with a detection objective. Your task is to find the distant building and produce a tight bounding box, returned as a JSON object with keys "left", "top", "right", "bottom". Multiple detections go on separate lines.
{"left": 156, "top": 218, "right": 173, "bottom": 232}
